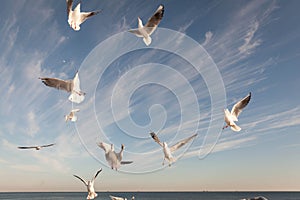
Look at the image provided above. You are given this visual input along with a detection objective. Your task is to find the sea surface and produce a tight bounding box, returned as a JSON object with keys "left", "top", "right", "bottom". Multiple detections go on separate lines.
{"left": 0, "top": 192, "right": 300, "bottom": 200}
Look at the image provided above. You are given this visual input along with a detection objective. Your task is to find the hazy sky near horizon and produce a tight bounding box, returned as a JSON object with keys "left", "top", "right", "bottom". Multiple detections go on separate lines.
{"left": 0, "top": 0, "right": 300, "bottom": 192}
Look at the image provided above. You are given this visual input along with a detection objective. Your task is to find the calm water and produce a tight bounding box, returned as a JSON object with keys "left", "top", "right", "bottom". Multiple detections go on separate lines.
{"left": 0, "top": 192, "right": 300, "bottom": 200}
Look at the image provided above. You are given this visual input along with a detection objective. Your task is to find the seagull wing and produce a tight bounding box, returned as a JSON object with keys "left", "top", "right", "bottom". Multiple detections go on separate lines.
{"left": 120, "top": 161, "right": 133, "bottom": 165}
{"left": 39, "top": 77, "right": 72, "bottom": 93}
{"left": 150, "top": 132, "right": 163, "bottom": 147}
{"left": 144, "top": 4, "right": 164, "bottom": 35}
{"left": 109, "top": 195, "right": 124, "bottom": 200}
{"left": 97, "top": 142, "right": 112, "bottom": 153}
{"left": 231, "top": 92, "right": 251, "bottom": 120}
{"left": 18, "top": 146, "right": 37, "bottom": 150}
{"left": 71, "top": 108, "right": 80, "bottom": 113}
{"left": 92, "top": 168, "right": 102, "bottom": 181}
{"left": 128, "top": 29, "right": 143, "bottom": 37}
{"left": 40, "top": 143, "right": 55, "bottom": 148}
{"left": 170, "top": 133, "right": 197, "bottom": 152}
{"left": 80, "top": 10, "right": 101, "bottom": 24}
{"left": 73, "top": 174, "right": 88, "bottom": 186}
{"left": 66, "top": 0, "right": 73, "bottom": 15}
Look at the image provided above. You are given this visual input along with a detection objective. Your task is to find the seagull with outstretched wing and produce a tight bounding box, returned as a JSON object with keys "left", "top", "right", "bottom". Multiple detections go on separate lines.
{"left": 73, "top": 168, "right": 102, "bottom": 200}
{"left": 67, "top": 0, "right": 101, "bottom": 31}
{"left": 128, "top": 4, "right": 164, "bottom": 46}
{"left": 109, "top": 195, "right": 135, "bottom": 200}
{"left": 97, "top": 142, "right": 133, "bottom": 170}
{"left": 150, "top": 132, "right": 197, "bottom": 166}
{"left": 39, "top": 71, "right": 85, "bottom": 104}
{"left": 223, "top": 92, "right": 251, "bottom": 132}
{"left": 18, "top": 143, "right": 55, "bottom": 151}
{"left": 65, "top": 108, "right": 80, "bottom": 122}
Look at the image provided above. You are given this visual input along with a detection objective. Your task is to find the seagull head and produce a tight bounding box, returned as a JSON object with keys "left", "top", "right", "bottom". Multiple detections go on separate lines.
{"left": 35, "top": 146, "right": 42, "bottom": 150}
{"left": 110, "top": 143, "right": 114, "bottom": 151}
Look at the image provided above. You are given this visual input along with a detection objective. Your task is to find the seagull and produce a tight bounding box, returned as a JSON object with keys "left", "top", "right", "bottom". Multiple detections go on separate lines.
{"left": 223, "top": 92, "right": 251, "bottom": 132}
{"left": 73, "top": 168, "right": 102, "bottom": 200}
{"left": 128, "top": 4, "right": 164, "bottom": 46}
{"left": 67, "top": 0, "right": 101, "bottom": 31}
{"left": 97, "top": 142, "right": 133, "bottom": 170}
{"left": 150, "top": 132, "right": 197, "bottom": 166}
{"left": 39, "top": 71, "right": 85, "bottom": 104}
{"left": 109, "top": 195, "right": 135, "bottom": 200}
{"left": 18, "top": 143, "right": 55, "bottom": 151}
{"left": 241, "top": 196, "right": 268, "bottom": 200}
{"left": 65, "top": 108, "right": 80, "bottom": 122}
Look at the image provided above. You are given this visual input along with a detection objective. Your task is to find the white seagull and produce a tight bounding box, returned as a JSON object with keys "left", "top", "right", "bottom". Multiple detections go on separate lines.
{"left": 241, "top": 196, "right": 268, "bottom": 200}
{"left": 223, "top": 92, "right": 251, "bottom": 132}
{"left": 39, "top": 71, "right": 85, "bottom": 104}
{"left": 65, "top": 108, "right": 80, "bottom": 122}
{"left": 128, "top": 4, "right": 164, "bottom": 46}
{"left": 67, "top": 0, "right": 101, "bottom": 31}
{"left": 97, "top": 142, "right": 133, "bottom": 170}
{"left": 73, "top": 168, "right": 102, "bottom": 200}
{"left": 109, "top": 195, "right": 135, "bottom": 200}
{"left": 150, "top": 132, "right": 197, "bottom": 166}
{"left": 18, "top": 143, "right": 55, "bottom": 151}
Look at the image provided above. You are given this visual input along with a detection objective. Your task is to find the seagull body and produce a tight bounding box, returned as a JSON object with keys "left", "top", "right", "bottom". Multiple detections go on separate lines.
{"left": 67, "top": 0, "right": 100, "bottom": 31}
{"left": 73, "top": 169, "right": 102, "bottom": 200}
{"left": 98, "top": 142, "right": 133, "bottom": 170}
{"left": 109, "top": 195, "right": 135, "bottom": 200}
{"left": 128, "top": 5, "right": 164, "bottom": 46}
{"left": 18, "top": 143, "right": 55, "bottom": 151}
{"left": 223, "top": 92, "right": 251, "bottom": 132}
{"left": 39, "top": 71, "right": 85, "bottom": 104}
{"left": 65, "top": 108, "right": 80, "bottom": 122}
{"left": 150, "top": 132, "right": 197, "bottom": 166}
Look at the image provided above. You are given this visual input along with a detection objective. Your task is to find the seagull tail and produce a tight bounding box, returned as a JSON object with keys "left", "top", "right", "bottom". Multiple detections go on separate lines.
{"left": 231, "top": 124, "right": 241, "bottom": 132}
{"left": 71, "top": 115, "right": 77, "bottom": 122}
{"left": 143, "top": 36, "right": 152, "bottom": 46}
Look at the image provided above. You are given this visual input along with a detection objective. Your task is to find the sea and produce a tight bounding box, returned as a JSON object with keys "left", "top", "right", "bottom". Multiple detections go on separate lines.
{"left": 0, "top": 192, "right": 300, "bottom": 200}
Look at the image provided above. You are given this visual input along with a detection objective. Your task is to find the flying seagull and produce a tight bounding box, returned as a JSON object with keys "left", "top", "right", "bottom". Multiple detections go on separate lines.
{"left": 150, "top": 132, "right": 197, "bottom": 166}
{"left": 109, "top": 195, "right": 135, "bottom": 200}
{"left": 128, "top": 4, "right": 164, "bottom": 46}
{"left": 241, "top": 196, "right": 268, "bottom": 200}
{"left": 97, "top": 142, "right": 133, "bottom": 170}
{"left": 67, "top": 0, "right": 101, "bottom": 31}
{"left": 65, "top": 108, "right": 80, "bottom": 122}
{"left": 73, "top": 168, "right": 102, "bottom": 200}
{"left": 223, "top": 92, "right": 251, "bottom": 132}
{"left": 39, "top": 71, "right": 85, "bottom": 104}
{"left": 18, "top": 143, "right": 55, "bottom": 151}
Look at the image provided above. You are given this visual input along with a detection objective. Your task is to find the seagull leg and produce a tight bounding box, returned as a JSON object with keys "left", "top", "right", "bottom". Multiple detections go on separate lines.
{"left": 73, "top": 90, "right": 85, "bottom": 96}
{"left": 222, "top": 125, "right": 228, "bottom": 130}
{"left": 162, "top": 157, "right": 165, "bottom": 166}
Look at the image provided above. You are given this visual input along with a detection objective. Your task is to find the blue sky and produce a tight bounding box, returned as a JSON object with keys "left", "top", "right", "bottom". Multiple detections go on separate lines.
{"left": 0, "top": 0, "right": 300, "bottom": 192}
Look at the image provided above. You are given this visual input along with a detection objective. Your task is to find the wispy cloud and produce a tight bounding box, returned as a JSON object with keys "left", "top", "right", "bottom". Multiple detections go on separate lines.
{"left": 186, "top": 135, "right": 257, "bottom": 158}
{"left": 26, "top": 111, "right": 40, "bottom": 137}
{"left": 238, "top": 21, "right": 262, "bottom": 55}
{"left": 202, "top": 31, "right": 213, "bottom": 46}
